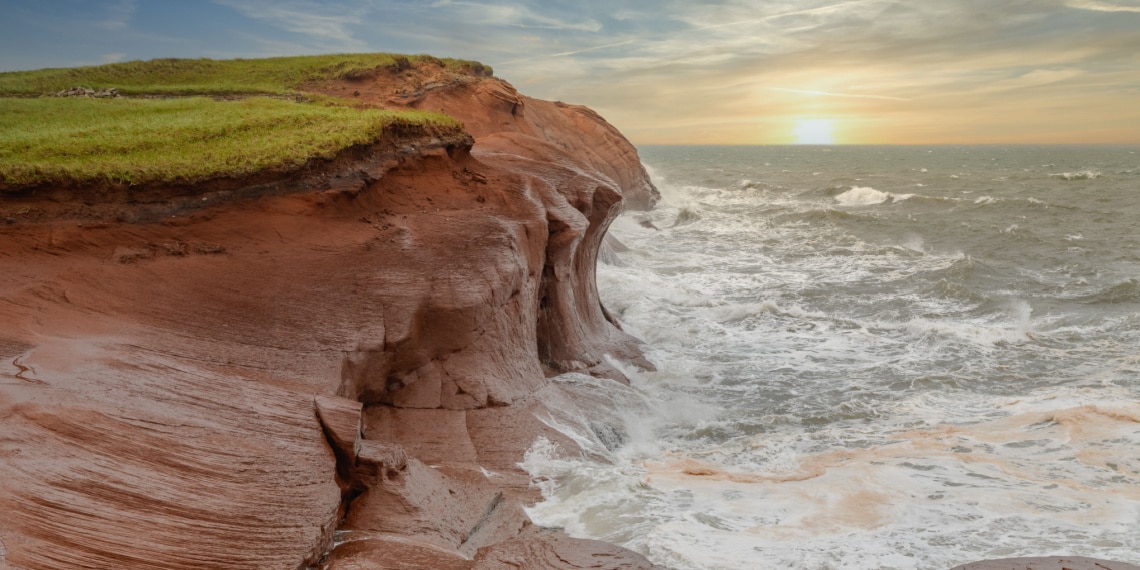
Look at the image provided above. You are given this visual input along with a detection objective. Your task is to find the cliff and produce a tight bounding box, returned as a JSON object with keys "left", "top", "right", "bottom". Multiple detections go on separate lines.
{"left": 0, "top": 60, "right": 660, "bottom": 569}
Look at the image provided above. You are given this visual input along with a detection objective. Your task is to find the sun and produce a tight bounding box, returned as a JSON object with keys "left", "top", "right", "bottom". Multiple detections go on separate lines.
{"left": 793, "top": 119, "right": 835, "bottom": 144}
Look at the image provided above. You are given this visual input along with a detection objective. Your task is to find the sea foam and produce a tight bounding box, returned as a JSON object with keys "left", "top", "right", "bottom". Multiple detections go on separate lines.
{"left": 834, "top": 186, "right": 913, "bottom": 206}
{"left": 1051, "top": 170, "right": 1101, "bottom": 180}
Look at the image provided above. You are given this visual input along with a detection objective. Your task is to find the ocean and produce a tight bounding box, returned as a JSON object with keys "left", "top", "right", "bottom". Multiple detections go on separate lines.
{"left": 522, "top": 145, "right": 1140, "bottom": 569}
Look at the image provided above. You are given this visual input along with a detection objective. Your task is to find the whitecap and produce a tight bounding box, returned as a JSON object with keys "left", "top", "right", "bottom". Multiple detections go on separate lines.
{"left": 834, "top": 186, "right": 914, "bottom": 206}
{"left": 1051, "top": 171, "right": 1101, "bottom": 181}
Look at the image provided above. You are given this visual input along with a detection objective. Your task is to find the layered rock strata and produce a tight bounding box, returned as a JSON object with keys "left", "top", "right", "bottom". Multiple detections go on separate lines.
{"left": 1, "top": 65, "right": 660, "bottom": 569}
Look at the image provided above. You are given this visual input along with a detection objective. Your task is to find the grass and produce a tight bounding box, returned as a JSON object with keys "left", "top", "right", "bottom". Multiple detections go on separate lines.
{"left": 0, "top": 53, "right": 484, "bottom": 189}
{"left": 0, "top": 96, "right": 462, "bottom": 188}
{"left": 0, "top": 53, "right": 492, "bottom": 96}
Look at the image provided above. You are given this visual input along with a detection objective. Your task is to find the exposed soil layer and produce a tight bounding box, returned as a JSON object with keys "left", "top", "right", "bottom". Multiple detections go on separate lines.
{"left": 1, "top": 63, "right": 661, "bottom": 569}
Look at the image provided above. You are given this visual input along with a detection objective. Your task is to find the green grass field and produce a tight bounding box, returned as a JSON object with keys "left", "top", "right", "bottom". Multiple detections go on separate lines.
{"left": 0, "top": 54, "right": 479, "bottom": 189}
{"left": 0, "top": 97, "right": 462, "bottom": 188}
{"left": 0, "top": 53, "right": 490, "bottom": 96}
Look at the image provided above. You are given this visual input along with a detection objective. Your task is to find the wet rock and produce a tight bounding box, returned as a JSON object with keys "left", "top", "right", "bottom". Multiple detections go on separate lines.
{"left": 473, "top": 527, "right": 666, "bottom": 570}
{"left": 951, "top": 557, "right": 1140, "bottom": 570}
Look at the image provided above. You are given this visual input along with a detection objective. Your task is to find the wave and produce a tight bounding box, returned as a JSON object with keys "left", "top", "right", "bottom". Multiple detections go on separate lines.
{"left": 834, "top": 186, "right": 913, "bottom": 206}
{"left": 670, "top": 207, "right": 701, "bottom": 228}
{"left": 1051, "top": 171, "right": 1101, "bottom": 181}
{"left": 1081, "top": 279, "right": 1140, "bottom": 304}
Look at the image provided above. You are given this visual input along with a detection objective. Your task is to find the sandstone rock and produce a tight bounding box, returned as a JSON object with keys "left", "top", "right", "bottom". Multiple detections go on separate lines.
{"left": 473, "top": 527, "right": 666, "bottom": 570}
{"left": 364, "top": 407, "right": 480, "bottom": 465}
{"left": 343, "top": 457, "right": 527, "bottom": 555}
{"left": 310, "top": 67, "right": 660, "bottom": 211}
{"left": 355, "top": 439, "right": 408, "bottom": 484}
{"left": 315, "top": 395, "right": 364, "bottom": 479}
{"left": 325, "top": 534, "right": 474, "bottom": 570}
{"left": 2, "top": 63, "right": 660, "bottom": 569}
{"left": 951, "top": 557, "right": 1140, "bottom": 570}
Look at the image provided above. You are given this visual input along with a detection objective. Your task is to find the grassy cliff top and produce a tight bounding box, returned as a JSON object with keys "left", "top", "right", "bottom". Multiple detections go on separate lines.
{"left": 0, "top": 54, "right": 480, "bottom": 190}
{"left": 0, "top": 53, "right": 491, "bottom": 96}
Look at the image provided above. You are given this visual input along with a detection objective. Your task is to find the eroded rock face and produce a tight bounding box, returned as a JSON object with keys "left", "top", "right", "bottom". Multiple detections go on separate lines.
{"left": 311, "top": 67, "right": 660, "bottom": 212}
{"left": 1, "top": 68, "right": 660, "bottom": 569}
{"left": 417, "top": 80, "right": 661, "bottom": 212}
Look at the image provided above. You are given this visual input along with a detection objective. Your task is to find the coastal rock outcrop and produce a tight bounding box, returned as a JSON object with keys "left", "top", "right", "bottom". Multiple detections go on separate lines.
{"left": 0, "top": 63, "right": 658, "bottom": 569}
{"left": 951, "top": 557, "right": 1140, "bottom": 570}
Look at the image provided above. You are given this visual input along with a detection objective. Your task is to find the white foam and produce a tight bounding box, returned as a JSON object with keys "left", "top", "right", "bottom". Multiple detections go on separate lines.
{"left": 901, "top": 234, "right": 925, "bottom": 252}
{"left": 834, "top": 186, "right": 914, "bottom": 206}
{"left": 525, "top": 384, "right": 1140, "bottom": 569}
{"left": 561, "top": 155, "right": 1140, "bottom": 568}
{"left": 1052, "top": 171, "right": 1101, "bottom": 181}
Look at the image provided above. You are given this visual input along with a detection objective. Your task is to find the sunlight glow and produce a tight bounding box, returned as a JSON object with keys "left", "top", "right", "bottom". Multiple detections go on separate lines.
{"left": 793, "top": 119, "right": 836, "bottom": 144}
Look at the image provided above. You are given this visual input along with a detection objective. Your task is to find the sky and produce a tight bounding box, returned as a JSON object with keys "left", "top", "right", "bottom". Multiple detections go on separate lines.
{"left": 2, "top": 1, "right": 1139, "bottom": 145}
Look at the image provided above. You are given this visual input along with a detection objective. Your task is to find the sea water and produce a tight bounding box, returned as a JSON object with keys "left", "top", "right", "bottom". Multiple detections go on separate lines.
{"left": 522, "top": 145, "right": 1140, "bottom": 569}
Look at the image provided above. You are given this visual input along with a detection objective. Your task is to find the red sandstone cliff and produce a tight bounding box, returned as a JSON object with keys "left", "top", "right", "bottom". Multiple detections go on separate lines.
{"left": 0, "top": 65, "right": 661, "bottom": 569}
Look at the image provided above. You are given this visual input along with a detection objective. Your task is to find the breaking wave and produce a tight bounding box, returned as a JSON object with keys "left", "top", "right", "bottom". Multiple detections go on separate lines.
{"left": 834, "top": 186, "right": 913, "bottom": 206}
{"left": 1051, "top": 171, "right": 1101, "bottom": 181}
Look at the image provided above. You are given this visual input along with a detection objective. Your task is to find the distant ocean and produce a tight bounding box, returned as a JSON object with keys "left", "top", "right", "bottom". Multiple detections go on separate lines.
{"left": 523, "top": 145, "right": 1140, "bottom": 569}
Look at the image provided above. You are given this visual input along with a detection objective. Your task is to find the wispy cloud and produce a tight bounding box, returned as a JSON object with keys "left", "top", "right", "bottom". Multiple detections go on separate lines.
{"left": 429, "top": 0, "right": 602, "bottom": 32}
{"left": 552, "top": 40, "right": 636, "bottom": 57}
{"left": 1066, "top": 0, "right": 1140, "bottom": 12}
{"left": 960, "top": 68, "right": 1086, "bottom": 96}
{"left": 689, "top": 0, "right": 887, "bottom": 31}
{"left": 767, "top": 87, "right": 910, "bottom": 101}
{"left": 212, "top": 0, "right": 369, "bottom": 51}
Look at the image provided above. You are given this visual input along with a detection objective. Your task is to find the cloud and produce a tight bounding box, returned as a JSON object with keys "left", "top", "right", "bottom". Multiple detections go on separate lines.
{"left": 687, "top": 0, "right": 888, "bottom": 31}
{"left": 212, "top": 0, "right": 369, "bottom": 51}
{"left": 1065, "top": 0, "right": 1140, "bottom": 12}
{"left": 429, "top": 1, "right": 602, "bottom": 32}
{"left": 101, "top": 53, "right": 128, "bottom": 64}
{"left": 767, "top": 87, "right": 910, "bottom": 101}
{"left": 551, "top": 40, "right": 636, "bottom": 57}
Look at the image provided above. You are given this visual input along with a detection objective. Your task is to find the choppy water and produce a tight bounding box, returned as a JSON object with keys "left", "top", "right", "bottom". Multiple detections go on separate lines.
{"left": 523, "top": 145, "right": 1140, "bottom": 569}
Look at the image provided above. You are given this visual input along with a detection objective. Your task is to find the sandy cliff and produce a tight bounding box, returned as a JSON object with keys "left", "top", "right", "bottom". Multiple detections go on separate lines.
{"left": 0, "top": 64, "right": 660, "bottom": 569}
